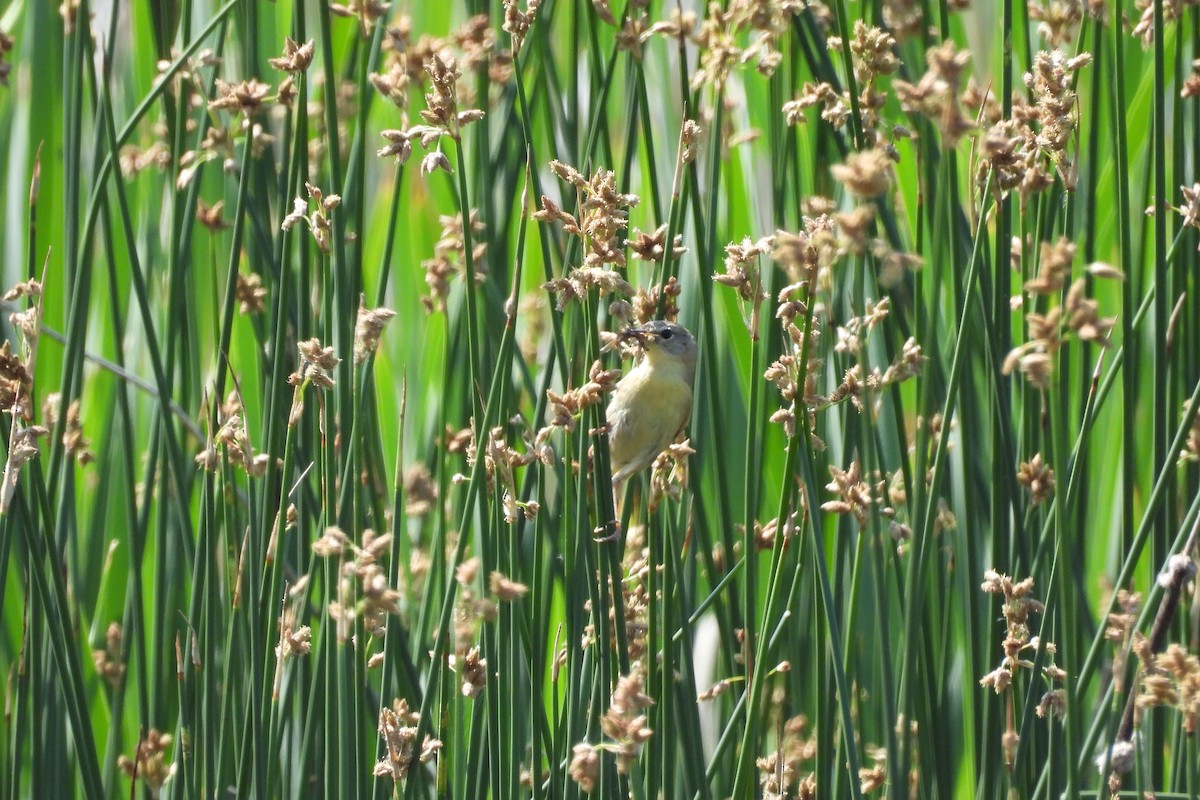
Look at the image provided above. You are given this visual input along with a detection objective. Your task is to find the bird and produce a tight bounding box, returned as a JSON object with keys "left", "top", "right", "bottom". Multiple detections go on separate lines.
{"left": 606, "top": 320, "right": 698, "bottom": 489}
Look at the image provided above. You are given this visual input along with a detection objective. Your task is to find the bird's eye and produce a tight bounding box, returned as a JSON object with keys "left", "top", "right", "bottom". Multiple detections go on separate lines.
{"left": 660, "top": 328, "right": 673, "bottom": 340}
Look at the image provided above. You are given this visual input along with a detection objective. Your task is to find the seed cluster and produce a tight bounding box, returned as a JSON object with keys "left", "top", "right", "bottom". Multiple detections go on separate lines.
{"left": 979, "top": 570, "right": 1066, "bottom": 768}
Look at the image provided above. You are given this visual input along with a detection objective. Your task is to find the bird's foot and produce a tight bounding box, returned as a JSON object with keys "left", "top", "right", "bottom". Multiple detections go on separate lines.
{"left": 593, "top": 521, "right": 621, "bottom": 543}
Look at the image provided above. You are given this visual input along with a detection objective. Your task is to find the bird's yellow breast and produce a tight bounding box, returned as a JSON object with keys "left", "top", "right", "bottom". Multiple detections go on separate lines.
{"left": 606, "top": 359, "right": 693, "bottom": 483}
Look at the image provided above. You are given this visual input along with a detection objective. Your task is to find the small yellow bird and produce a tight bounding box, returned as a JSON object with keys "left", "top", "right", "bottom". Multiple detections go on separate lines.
{"left": 606, "top": 320, "right": 698, "bottom": 488}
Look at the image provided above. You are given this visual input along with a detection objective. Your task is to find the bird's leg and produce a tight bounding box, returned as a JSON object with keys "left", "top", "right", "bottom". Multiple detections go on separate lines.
{"left": 594, "top": 479, "right": 632, "bottom": 543}
{"left": 593, "top": 483, "right": 622, "bottom": 542}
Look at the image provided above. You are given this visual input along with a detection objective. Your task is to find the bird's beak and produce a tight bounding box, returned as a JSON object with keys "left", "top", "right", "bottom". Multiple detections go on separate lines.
{"left": 620, "top": 327, "right": 649, "bottom": 343}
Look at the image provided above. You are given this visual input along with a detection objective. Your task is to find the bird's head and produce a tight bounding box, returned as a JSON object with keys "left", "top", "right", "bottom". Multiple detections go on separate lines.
{"left": 620, "top": 320, "right": 698, "bottom": 372}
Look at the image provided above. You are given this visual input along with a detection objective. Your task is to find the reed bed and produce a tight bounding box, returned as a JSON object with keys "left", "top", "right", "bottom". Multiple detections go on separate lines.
{"left": 0, "top": 0, "right": 1198, "bottom": 797}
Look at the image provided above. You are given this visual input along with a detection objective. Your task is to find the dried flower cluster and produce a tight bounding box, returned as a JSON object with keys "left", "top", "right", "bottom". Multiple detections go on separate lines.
{"left": 593, "top": 0, "right": 652, "bottom": 61}
{"left": 1025, "top": 50, "right": 1089, "bottom": 160}
{"left": 312, "top": 527, "right": 400, "bottom": 642}
{"left": 1016, "top": 453, "right": 1056, "bottom": 505}
{"left": 831, "top": 147, "right": 895, "bottom": 199}
{"left": 679, "top": 118, "right": 704, "bottom": 166}
{"left": 377, "top": 128, "right": 413, "bottom": 163}
{"left": 118, "top": 729, "right": 174, "bottom": 795}
{"left": 449, "top": 645, "right": 488, "bottom": 698}
{"left": 761, "top": 249, "right": 822, "bottom": 441}
{"left": 774, "top": 214, "right": 839, "bottom": 287}
{"left": 209, "top": 78, "right": 272, "bottom": 117}
{"left": 535, "top": 160, "right": 640, "bottom": 298}
{"left": 451, "top": 557, "right": 493, "bottom": 649}
{"left": 568, "top": 742, "right": 600, "bottom": 792}
{"left": 690, "top": 0, "right": 802, "bottom": 88}
{"left": 194, "top": 392, "right": 268, "bottom": 476}
{"left": 235, "top": 271, "right": 268, "bottom": 315}
{"left": 757, "top": 714, "right": 818, "bottom": 800}
{"left": 541, "top": 267, "right": 634, "bottom": 312}
{"left": 831, "top": 298, "right": 925, "bottom": 405}
{"left": 0, "top": 279, "right": 44, "bottom": 513}
{"left": 291, "top": 338, "right": 340, "bottom": 390}
{"left": 370, "top": 44, "right": 418, "bottom": 111}
{"left": 822, "top": 462, "right": 877, "bottom": 528}
{"left": 353, "top": 304, "right": 396, "bottom": 364}
{"left": 1003, "top": 239, "right": 1122, "bottom": 389}
{"left": 272, "top": 584, "right": 313, "bottom": 697}
{"left": 423, "top": 210, "right": 488, "bottom": 313}
{"left": 627, "top": 224, "right": 686, "bottom": 265}
{"left": 1134, "top": 640, "right": 1200, "bottom": 734}
{"left": 268, "top": 37, "right": 315, "bottom": 74}
{"left": 374, "top": 698, "right": 442, "bottom": 783}
{"left": 755, "top": 218, "right": 923, "bottom": 447}
{"left": 648, "top": 438, "right": 694, "bottom": 510}
{"left": 489, "top": 570, "right": 529, "bottom": 602}
{"left": 142, "top": 40, "right": 295, "bottom": 190}
{"left": 1029, "top": 0, "right": 1104, "bottom": 48}
{"left": 821, "top": 21, "right": 900, "bottom": 134}
{"left": 977, "top": 50, "right": 1091, "bottom": 204}
{"left": 420, "top": 54, "right": 477, "bottom": 141}
{"left": 374, "top": 48, "right": 488, "bottom": 174}
{"left": 544, "top": 360, "right": 622, "bottom": 433}
{"left": 330, "top": 0, "right": 389, "bottom": 36}
{"left": 92, "top": 622, "right": 126, "bottom": 689}
{"left": 282, "top": 183, "right": 341, "bottom": 252}
{"left": 452, "top": 14, "right": 508, "bottom": 79}
{"left": 451, "top": 561, "right": 529, "bottom": 657}
{"left": 276, "top": 617, "right": 312, "bottom": 663}
{"left": 1132, "top": 0, "right": 1190, "bottom": 47}
{"left": 403, "top": 464, "right": 438, "bottom": 518}
{"left": 373, "top": 12, "right": 510, "bottom": 115}
{"left": 502, "top": 0, "right": 542, "bottom": 53}
{"left": 1184, "top": 62, "right": 1200, "bottom": 98}
{"left": 481, "top": 425, "right": 548, "bottom": 522}
{"left": 580, "top": 537, "right": 651, "bottom": 660}
{"left": 858, "top": 746, "right": 889, "bottom": 794}
{"left": 979, "top": 570, "right": 1051, "bottom": 694}
{"left": 41, "top": 392, "right": 94, "bottom": 466}
{"left": 599, "top": 668, "right": 655, "bottom": 774}
{"left": 1179, "top": 183, "right": 1200, "bottom": 236}
{"left": 1, "top": 418, "right": 45, "bottom": 512}
{"left": 748, "top": 510, "right": 801, "bottom": 552}
{"left": 606, "top": 278, "right": 680, "bottom": 330}
{"left": 119, "top": 141, "right": 171, "bottom": 179}
{"left": 979, "top": 570, "right": 1065, "bottom": 767}
{"left": 877, "top": 471, "right": 912, "bottom": 544}
{"left": 893, "top": 40, "right": 973, "bottom": 148}
{"left": 783, "top": 81, "right": 849, "bottom": 129}
{"left": 1103, "top": 589, "right": 1141, "bottom": 694}
{"left": 175, "top": 126, "right": 242, "bottom": 189}
{"left": 2, "top": 277, "right": 40, "bottom": 395}
{"left": 714, "top": 235, "right": 772, "bottom": 338}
